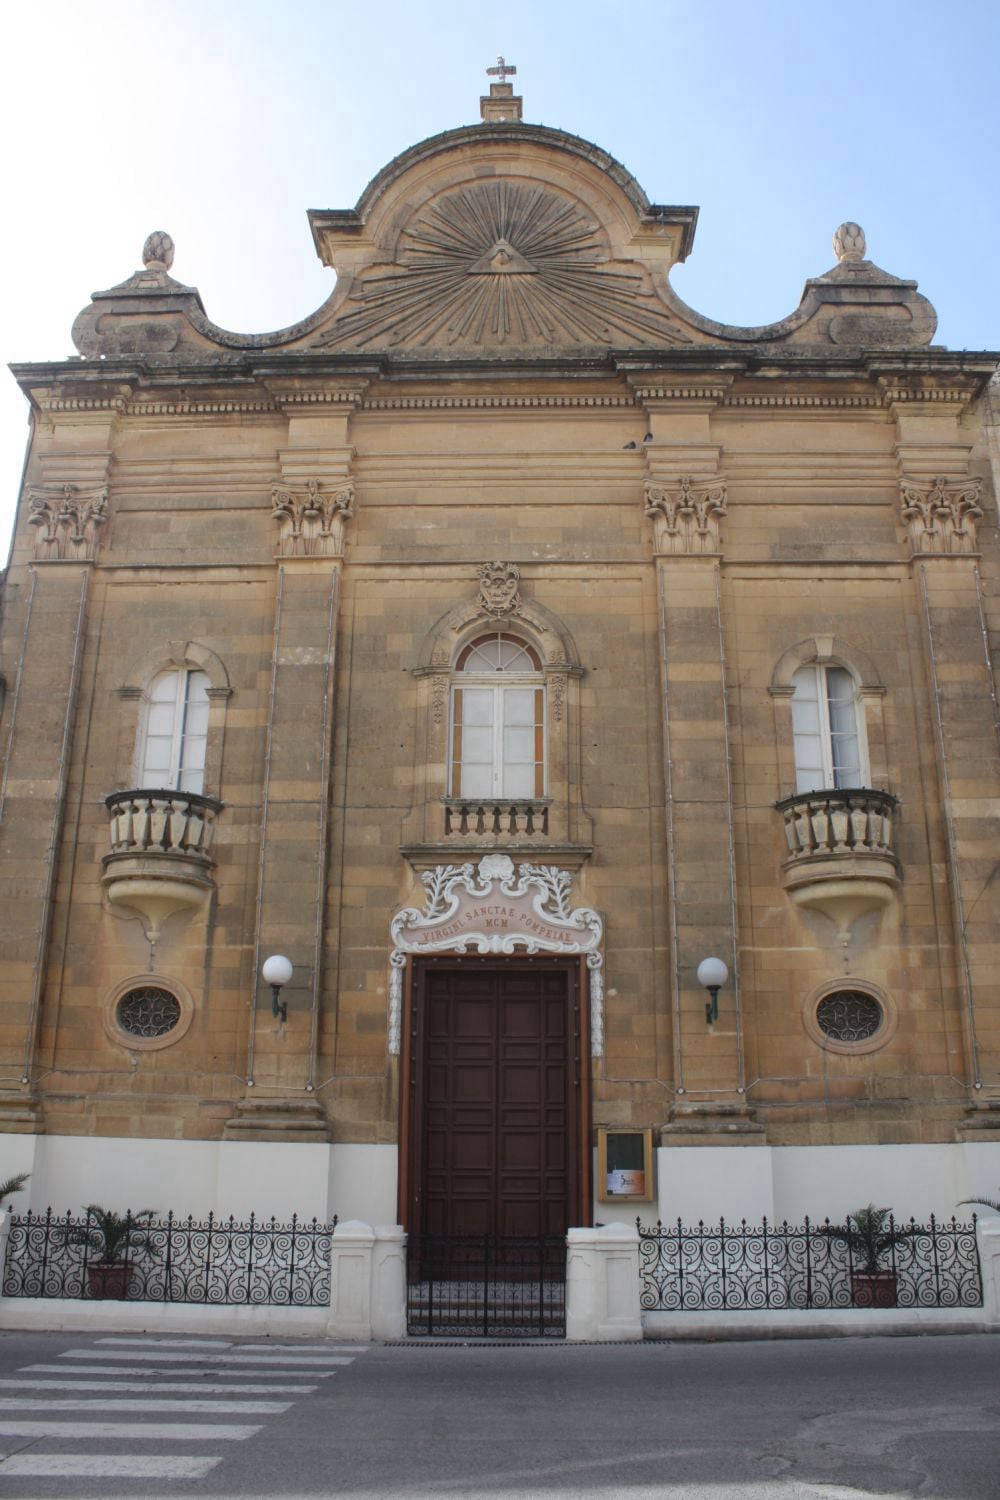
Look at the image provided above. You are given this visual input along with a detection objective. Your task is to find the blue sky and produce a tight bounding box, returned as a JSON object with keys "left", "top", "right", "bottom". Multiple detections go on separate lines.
{"left": 2, "top": 0, "right": 997, "bottom": 554}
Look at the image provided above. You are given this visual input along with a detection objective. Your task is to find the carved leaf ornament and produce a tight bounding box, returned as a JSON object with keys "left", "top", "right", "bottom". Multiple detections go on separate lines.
{"left": 387, "top": 857, "right": 604, "bottom": 1056}
{"left": 320, "top": 180, "right": 690, "bottom": 350}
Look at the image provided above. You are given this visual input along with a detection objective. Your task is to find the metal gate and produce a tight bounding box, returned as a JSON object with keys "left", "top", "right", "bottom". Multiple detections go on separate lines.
{"left": 406, "top": 1232, "right": 566, "bottom": 1337}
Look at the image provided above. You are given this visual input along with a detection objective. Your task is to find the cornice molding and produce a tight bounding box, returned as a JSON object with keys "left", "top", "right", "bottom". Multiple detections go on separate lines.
{"left": 362, "top": 393, "right": 633, "bottom": 411}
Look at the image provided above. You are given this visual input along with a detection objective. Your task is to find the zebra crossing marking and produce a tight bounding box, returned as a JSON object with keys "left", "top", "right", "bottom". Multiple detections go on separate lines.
{"left": 0, "top": 1334, "right": 362, "bottom": 1486}
{"left": 0, "top": 1378, "right": 318, "bottom": 1395}
{"left": 0, "top": 1418, "right": 261, "bottom": 1440}
{"left": 60, "top": 1348, "right": 354, "bottom": 1365}
{"left": 95, "top": 1337, "right": 234, "bottom": 1349}
{"left": 25, "top": 1361, "right": 332, "bottom": 1377}
{"left": 0, "top": 1397, "right": 292, "bottom": 1414}
{"left": 0, "top": 1454, "right": 222, "bottom": 1480}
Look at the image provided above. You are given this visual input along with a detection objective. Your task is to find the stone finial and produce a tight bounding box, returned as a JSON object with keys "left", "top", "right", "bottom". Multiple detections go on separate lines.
{"left": 833, "top": 223, "right": 866, "bottom": 264}
{"left": 142, "top": 230, "right": 175, "bottom": 271}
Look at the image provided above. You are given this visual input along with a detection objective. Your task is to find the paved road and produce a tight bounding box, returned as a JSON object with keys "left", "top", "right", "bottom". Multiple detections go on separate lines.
{"left": 0, "top": 1330, "right": 995, "bottom": 1498}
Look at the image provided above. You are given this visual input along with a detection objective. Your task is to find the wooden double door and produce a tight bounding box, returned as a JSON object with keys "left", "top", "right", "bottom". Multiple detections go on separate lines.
{"left": 404, "top": 958, "right": 589, "bottom": 1238}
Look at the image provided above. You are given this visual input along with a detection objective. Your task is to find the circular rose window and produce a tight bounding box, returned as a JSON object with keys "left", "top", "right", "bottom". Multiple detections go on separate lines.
{"left": 816, "top": 990, "right": 884, "bottom": 1044}
{"left": 115, "top": 986, "right": 182, "bottom": 1040}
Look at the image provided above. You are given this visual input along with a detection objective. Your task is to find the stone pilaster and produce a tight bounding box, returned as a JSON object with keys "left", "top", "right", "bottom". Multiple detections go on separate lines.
{"left": 632, "top": 378, "right": 759, "bottom": 1140}
{"left": 886, "top": 375, "right": 1000, "bottom": 1129}
{"left": 226, "top": 381, "right": 366, "bottom": 1136}
{"left": 0, "top": 564, "right": 92, "bottom": 1129}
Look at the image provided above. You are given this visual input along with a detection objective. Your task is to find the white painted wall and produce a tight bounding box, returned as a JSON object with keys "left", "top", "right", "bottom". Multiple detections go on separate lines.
{"left": 8, "top": 1133, "right": 999, "bottom": 1230}
{"left": 654, "top": 1146, "right": 775, "bottom": 1226}
{"left": 7, "top": 1136, "right": 396, "bottom": 1225}
{"left": 327, "top": 1145, "right": 397, "bottom": 1228}
{"left": 651, "top": 1140, "right": 1000, "bottom": 1226}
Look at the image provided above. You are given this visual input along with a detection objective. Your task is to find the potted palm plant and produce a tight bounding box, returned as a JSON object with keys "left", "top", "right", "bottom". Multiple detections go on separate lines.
{"left": 61, "top": 1206, "right": 161, "bottom": 1300}
{"left": 819, "top": 1204, "right": 915, "bottom": 1307}
{"left": 0, "top": 1173, "right": 30, "bottom": 1208}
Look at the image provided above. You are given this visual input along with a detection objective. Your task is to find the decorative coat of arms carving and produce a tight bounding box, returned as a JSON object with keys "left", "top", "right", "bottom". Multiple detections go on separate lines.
{"left": 899, "top": 476, "right": 984, "bottom": 556}
{"left": 388, "top": 857, "right": 604, "bottom": 1056}
{"left": 477, "top": 560, "right": 522, "bottom": 618}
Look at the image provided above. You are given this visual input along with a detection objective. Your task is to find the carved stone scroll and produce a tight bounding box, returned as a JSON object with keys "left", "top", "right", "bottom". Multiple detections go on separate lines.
{"left": 644, "top": 476, "right": 727, "bottom": 554}
{"left": 388, "top": 855, "right": 604, "bottom": 1056}
{"left": 271, "top": 479, "right": 355, "bottom": 557}
{"left": 27, "top": 484, "right": 108, "bottom": 561}
{"left": 900, "top": 476, "right": 984, "bottom": 556}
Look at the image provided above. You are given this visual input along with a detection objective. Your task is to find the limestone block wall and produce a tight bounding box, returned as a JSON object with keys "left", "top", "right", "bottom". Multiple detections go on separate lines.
{"left": 0, "top": 360, "right": 997, "bottom": 1161}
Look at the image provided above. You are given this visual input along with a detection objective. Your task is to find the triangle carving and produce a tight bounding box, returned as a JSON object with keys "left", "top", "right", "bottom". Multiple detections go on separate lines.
{"left": 467, "top": 238, "right": 538, "bottom": 275}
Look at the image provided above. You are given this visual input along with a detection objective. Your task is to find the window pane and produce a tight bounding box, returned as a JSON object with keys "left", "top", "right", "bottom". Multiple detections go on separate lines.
{"left": 149, "top": 672, "right": 180, "bottom": 703}
{"left": 502, "top": 689, "right": 535, "bottom": 724}
{"left": 791, "top": 698, "right": 821, "bottom": 734}
{"left": 503, "top": 727, "right": 535, "bottom": 762}
{"left": 832, "top": 736, "right": 860, "bottom": 786}
{"left": 143, "top": 738, "right": 172, "bottom": 773}
{"left": 461, "top": 689, "right": 494, "bottom": 726}
{"left": 497, "top": 640, "right": 535, "bottom": 673}
{"left": 791, "top": 666, "right": 818, "bottom": 701}
{"left": 503, "top": 764, "right": 535, "bottom": 797}
{"left": 146, "top": 703, "right": 176, "bottom": 736}
{"left": 461, "top": 727, "right": 493, "bottom": 762}
{"left": 183, "top": 702, "right": 209, "bottom": 736}
{"left": 187, "top": 672, "right": 210, "bottom": 701}
{"left": 461, "top": 765, "right": 493, "bottom": 798}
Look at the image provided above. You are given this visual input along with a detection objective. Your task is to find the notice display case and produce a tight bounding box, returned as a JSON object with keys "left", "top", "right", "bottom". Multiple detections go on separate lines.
{"left": 597, "top": 1128, "right": 654, "bottom": 1203}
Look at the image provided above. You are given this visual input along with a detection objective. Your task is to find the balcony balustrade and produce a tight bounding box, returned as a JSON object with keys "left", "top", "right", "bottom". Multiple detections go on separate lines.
{"left": 102, "top": 789, "right": 223, "bottom": 940}
{"left": 775, "top": 787, "right": 900, "bottom": 934}
{"left": 443, "top": 799, "right": 550, "bottom": 839}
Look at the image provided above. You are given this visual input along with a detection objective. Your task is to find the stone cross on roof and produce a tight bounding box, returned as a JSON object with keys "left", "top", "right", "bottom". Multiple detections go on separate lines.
{"left": 486, "top": 56, "right": 517, "bottom": 85}
{"left": 481, "top": 56, "right": 522, "bottom": 123}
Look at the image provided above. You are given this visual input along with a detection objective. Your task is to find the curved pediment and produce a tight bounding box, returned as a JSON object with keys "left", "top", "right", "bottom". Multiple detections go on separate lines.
{"left": 312, "top": 173, "right": 693, "bottom": 351}
{"left": 69, "top": 121, "right": 939, "bottom": 359}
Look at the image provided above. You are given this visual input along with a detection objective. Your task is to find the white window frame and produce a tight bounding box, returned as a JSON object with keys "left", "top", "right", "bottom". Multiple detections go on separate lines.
{"left": 134, "top": 668, "right": 210, "bottom": 794}
{"left": 791, "top": 663, "right": 870, "bottom": 793}
{"left": 449, "top": 634, "right": 547, "bottom": 801}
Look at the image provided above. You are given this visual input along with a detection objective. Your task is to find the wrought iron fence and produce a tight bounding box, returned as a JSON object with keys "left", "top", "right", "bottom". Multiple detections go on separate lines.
{"left": 638, "top": 1215, "right": 982, "bottom": 1311}
{"left": 407, "top": 1232, "right": 566, "bottom": 1337}
{"left": 2, "top": 1209, "right": 336, "bottom": 1306}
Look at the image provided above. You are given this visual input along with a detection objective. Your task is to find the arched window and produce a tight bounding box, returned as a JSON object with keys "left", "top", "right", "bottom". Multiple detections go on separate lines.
{"left": 135, "top": 669, "right": 211, "bottom": 793}
{"left": 791, "top": 664, "right": 868, "bottom": 792}
{"left": 450, "top": 633, "right": 545, "bottom": 799}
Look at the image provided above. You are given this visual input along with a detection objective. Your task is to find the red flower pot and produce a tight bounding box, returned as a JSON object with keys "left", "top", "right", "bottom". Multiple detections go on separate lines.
{"left": 86, "top": 1262, "right": 132, "bottom": 1300}
{"left": 850, "top": 1271, "right": 898, "bottom": 1308}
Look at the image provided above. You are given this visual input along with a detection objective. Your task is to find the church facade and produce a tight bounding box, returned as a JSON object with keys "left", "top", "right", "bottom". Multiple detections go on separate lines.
{"left": 1, "top": 76, "right": 999, "bottom": 1232}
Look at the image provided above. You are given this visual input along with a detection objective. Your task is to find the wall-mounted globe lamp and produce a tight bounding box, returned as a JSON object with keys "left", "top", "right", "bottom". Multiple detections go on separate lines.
{"left": 697, "top": 957, "right": 729, "bottom": 1026}
{"left": 261, "top": 954, "right": 293, "bottom": 1022}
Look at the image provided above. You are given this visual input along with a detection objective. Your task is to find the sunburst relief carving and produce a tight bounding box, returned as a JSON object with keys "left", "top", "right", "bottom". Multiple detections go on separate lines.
{"left": 318, "top": 180, "right": 689, "bottom": 351}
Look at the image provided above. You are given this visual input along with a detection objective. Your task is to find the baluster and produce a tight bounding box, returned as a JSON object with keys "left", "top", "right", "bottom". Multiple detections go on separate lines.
{"left": 849, "top": 798, "right": 868, "bottom": 849}
{"left": 829, "top": 801, "right": 850, "bottom": 852}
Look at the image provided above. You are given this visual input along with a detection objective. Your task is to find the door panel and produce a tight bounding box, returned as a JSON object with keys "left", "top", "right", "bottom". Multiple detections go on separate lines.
{"left": 409, "top": 960, "right": 580, "bottom": 1238}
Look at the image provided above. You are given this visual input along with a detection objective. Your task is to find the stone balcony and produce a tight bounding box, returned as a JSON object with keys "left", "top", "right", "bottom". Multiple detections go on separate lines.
{"left": 102, "top": 789, "right": 223, "bottom": 940}
{"left": 775, "top": 787, "right": 900, "bottom": 934}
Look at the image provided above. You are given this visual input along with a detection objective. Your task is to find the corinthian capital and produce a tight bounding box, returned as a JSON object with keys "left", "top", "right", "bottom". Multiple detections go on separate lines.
{"left": 27, "top": 483, "right": 108, "bottom": 561}
{"left": 271, "top": 479, "right": 355, "bottom": 557}
{"left": 900, "top": 475, "right": 983, "bottom": 556}
{"left": 644, "top": 476, "right": 727, "bottom": 555}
